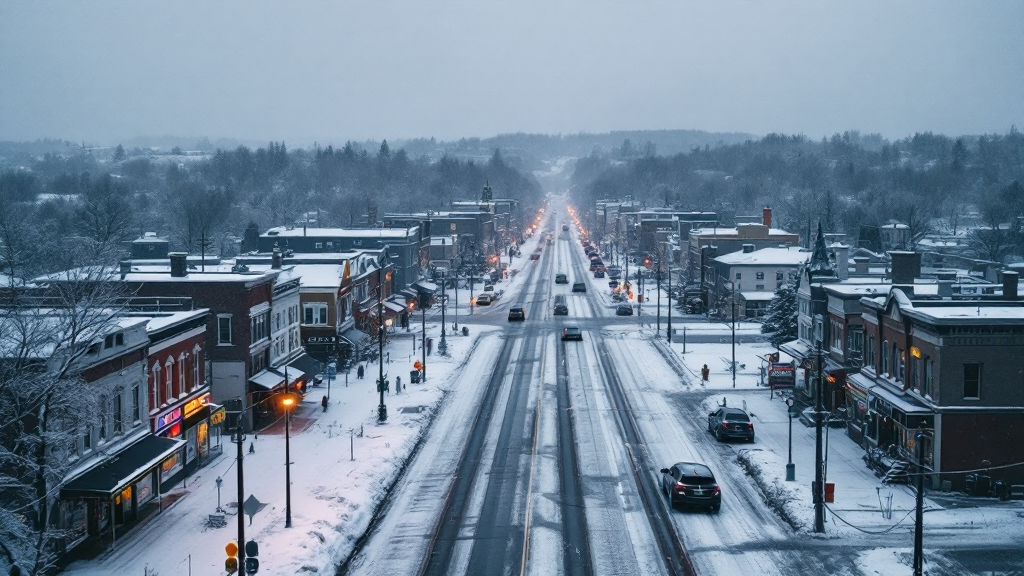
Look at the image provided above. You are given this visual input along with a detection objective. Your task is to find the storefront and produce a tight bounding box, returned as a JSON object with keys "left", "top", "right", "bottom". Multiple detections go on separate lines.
{"left": 304, "top": 332, "right": 338, "bottom": 363}
{"left": 60, "top": 435, "right": 182, "bottom": 549}
{"left": 865, "top": 384, "right": 933, "bottom": 462}
{"left": 845, "top": 373, "right": 874, "bottom": 446}
{"left": 153, "top": 392, "right": 213, "bottom": 490}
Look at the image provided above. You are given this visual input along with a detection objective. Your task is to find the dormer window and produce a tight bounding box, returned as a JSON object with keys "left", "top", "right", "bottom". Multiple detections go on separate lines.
{"left": 88, "top": 343, "right": 101, "bottom": 355}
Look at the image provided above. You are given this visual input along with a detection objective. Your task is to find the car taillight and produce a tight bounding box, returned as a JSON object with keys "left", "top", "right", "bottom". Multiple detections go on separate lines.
{"left": 712, "top": 486, "right": 721, "bottom": 495}
{"left": 721, "top": 422, "right": 729, "bottom": 429}
{"left": 748, "top": 423, "right": 754, "bottom": 429}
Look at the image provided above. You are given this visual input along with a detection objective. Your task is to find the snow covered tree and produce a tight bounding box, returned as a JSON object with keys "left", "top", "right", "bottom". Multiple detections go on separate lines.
{"left": 761, "top": 282, "right": 798, "bottom": 348}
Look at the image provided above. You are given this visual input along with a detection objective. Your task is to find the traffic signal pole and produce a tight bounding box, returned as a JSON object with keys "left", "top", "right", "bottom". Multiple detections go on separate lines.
{"left": 236, "top": 420, "right": 246, "bottom": 569}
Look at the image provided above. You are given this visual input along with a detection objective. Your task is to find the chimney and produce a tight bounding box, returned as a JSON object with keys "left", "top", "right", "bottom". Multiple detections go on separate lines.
{"left": 888, "top": 251, "right": 920, "bottom": 285}
{"left": 119, "top": 260, "right": 132, "bottom": 280}
{"left": 832, "top": 244, "right": 850, "bottom": 280}
{"left": 742, "top": 243, "right": 755, "bottom": 253}
{"left": 853, "top": 256, "right": 869, "bottom": 275}
{"left": 169, "top": 252, "right": 188, "bottom": 278}
{"left": 762, "top": 205, "right": 772, "bottom": 228}
{"left": 272, "top": 246, "right": 283, "bottom": 269}
{"left": 1003, "top": 270, "right": 1019, "bottom": 301}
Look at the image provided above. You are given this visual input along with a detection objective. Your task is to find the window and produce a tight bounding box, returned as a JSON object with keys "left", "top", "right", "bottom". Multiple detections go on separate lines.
{"left": 151, "top": 363, "right": 161, "bottom": 406}
{"left": 756, "top": 272, "right": 764, "bottom": 280}
{"left": 881, "top": 341, "right": 889, "bottom": 374}
{"left": 83, "top": 426, "right": 92, "bottom": 452}
{"left": 963, "top": 362, "right": 981, "bottom": 399}
{"left": 178, "top": 353, "right": 186, "bottom": 395}
{"left": 896, "top": 348, "right": 905, "bottom": 382}
{"left": 910, "top": 357, "right": 920, "bottom": 391}
{"left": 865, "top": 334, "right": 875, "bottom": 368}
{"left": 218, "top": 315, "right": 233, "bottom": 344}
{"left": 132, "top": 384, "right": 141, "bottom": 423}
{"left": 250, "top": 312, "right": 269, "bottom": 345}
{"left": 98, "top": 395, "right": 108, "bottom": 441}
{"left": 315, "top": 242, "right": 323, "bottom": 249}
{"left": 104, "top": 334, "right": 114, "bottom": 348}
{"left": 735, "top": 272, "right": 742, "bottom": 280}
{"left": 923, "top": 357, "right": 933, "bottom": 398}
{"left": 116, "top": 332, "right": 124, "bottom": 346}
{"left": 113, "top": 394, "right": 123, "bottom": 434}
{"left": 193, "top": 345, "right": 201, "bottom": 388}
{"left": 830, "top": 320, "right": 843, "bottom": 351}
{"left": 756, "top": 284, "right": 765, "bottom": 290}
{"left": 326, "top": 241, "right": 333, "bottom": 249}
{"left": 303, "top": 303, "right": 328, "bottom": 325}
{"left": 848, "top": 327, "right": 863, "bottom": 362}
{"left": 165, "top": 358, "right": 174, "bottom": 401}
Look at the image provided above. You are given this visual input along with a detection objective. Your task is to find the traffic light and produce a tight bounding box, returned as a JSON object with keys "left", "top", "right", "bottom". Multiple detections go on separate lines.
{"left": 244, "top": 540, "right": 260, "bottom": 574}
{"left": 225, "top": 541, "right": 239, "bottom": 574}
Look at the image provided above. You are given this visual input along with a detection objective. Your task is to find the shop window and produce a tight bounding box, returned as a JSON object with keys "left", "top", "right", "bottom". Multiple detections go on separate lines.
{"left": 963, "top": 362, "right": 981, "bottom": 399}
{"left": 218, "top": 315, "right": 233, "bottom": 345}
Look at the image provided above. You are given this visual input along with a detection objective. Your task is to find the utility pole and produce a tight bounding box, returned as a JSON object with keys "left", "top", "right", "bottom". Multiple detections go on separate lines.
{"left": 913, "top": 430, "right": 927, "bottom": 576}
{"left": 666, "top": 262, "right": 672, "bottom": 342}
{"left": 731, "top": 281, "right": 737, "bottom": 388}
{"left": 235, "top": 419, "right": 246, "bottom": 568}
{"left": 439, "top": 271, "right": 448, "bottom": 355}
{"left": 656, "top": 259, "right": 662, "bottom": 337}
{"left": 421, "top": 304, "right": 426, "bottom": 382}
{"left": 814, "top": 339, "right": 825, "bottom": 532}
{"left": 376, "top": 249, "right": 389, "bottom": 422}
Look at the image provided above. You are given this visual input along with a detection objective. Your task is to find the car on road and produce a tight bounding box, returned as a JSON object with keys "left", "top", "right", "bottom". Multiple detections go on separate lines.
{"left": 555, "top": 273, "right": 568, "bottom": 284}
{"left": 594, "top": 270, "right": 605, "bottom": 278}
{"left": 799, "top": 406, "right": 847, "bottom": 428}
{"left": 615, "top": 303, "right": 633, "bottom": 315}
{"left": 572, "top": 282, "right": 587, "bottom": 293}
{"left": 707, "top": 407, "right": 755, "bottom": 442}
{"left": 608, "top": 279, "right": 619, "bottom": 289}
{"left": 561, "top": 326, "right": 583, "bottom": 341}
{"left": 484, "top": 284, "right": 494, "bottom": 292}
{"left": 507, "top": 307, "right": 526, "bottom": 321}
{"left": 660, "top": 462, "right": 721, "bottom": 512}
{"left": 553, "top": 294, "right": 568, "bottom": 315}
{"left": 475, "top": 293, "right": 493, "bottom": 306}
{"left": 562, "top": 224, "right": 570, "bottom": 231}
{"left": 530, "top": 251, "right": 541, "bottom": 261}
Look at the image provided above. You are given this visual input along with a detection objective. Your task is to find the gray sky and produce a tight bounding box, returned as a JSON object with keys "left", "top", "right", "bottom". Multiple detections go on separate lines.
{"left": 1, "top": 1, "right": 1022, "bottom": 146}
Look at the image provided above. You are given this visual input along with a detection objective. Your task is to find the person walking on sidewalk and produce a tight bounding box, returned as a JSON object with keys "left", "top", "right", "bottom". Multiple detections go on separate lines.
{"left": 357, "top": 364, "right": 365, "bottom": 379}
{"left": 321, "top": 395, "right": 328, "bottom": 412}
{"left": 701, "top": 364, "right": 710, "bottom": 382}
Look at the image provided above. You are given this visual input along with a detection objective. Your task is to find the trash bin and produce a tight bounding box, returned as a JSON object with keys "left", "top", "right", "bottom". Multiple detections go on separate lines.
{"left": 462, "top": 326, "right": 469, "bottom": 336}
{"left": 977, "top": 475, "right": 991, "bottom": 496}
{"left": 410, "top": 370, "right": 420, "bottom": 384}
{"left": 995, "top": 480, "right": 1008, "bottom": 500}
{"left": 965, "top": 474, "right": 977, "bottom": 496}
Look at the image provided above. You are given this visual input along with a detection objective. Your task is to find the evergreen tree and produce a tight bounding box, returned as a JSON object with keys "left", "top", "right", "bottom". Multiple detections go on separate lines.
{"left": 761, "top": 282, "right": 798, "bottom": 348}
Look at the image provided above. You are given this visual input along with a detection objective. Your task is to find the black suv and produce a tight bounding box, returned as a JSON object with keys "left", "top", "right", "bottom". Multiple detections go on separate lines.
{"left": 660, "top": 462, "right": 721, "bottom": 512}
{"left": 707, "top": 407, "right": 755, "bottom": 442}
{"left": 507, "top": 307, "right": 526, "bottom": 321}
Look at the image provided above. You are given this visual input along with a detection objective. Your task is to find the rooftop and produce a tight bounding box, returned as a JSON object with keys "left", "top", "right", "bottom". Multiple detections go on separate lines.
{"left": 714, "top": 246, "right": 810, "bottom": 266}
{"left": 263, "top": 226, "right": 419, "bottom": 239}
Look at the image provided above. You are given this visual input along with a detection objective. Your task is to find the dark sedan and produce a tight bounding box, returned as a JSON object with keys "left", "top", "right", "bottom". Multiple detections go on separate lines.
{"left": 615, "top": 303, "right": 633, "bottom": 316}
{"left": 661, "top": 462, "right": 721, "bottom": 512}
{"left": 561, "top": 326, "right": 583, "bottom": 341}
{"left": 708, "top": 407, "right": 755, "bottom": 442}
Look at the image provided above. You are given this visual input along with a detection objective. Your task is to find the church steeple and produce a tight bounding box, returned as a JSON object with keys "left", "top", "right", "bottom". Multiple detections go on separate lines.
{"left": 808, "top": 222, "right": 836, "bottom": 279}
{"left": 481, "top": 180, "right": 493, "bottom": 202}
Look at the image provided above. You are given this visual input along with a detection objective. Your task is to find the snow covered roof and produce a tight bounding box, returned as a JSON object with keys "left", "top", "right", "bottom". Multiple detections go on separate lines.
{"left": 740, "top": 291, "right": 776, "bottom": 301}
{"left": 714, "top": 246, "right": 810, "bottom": 266}
{"left": 690, "top": 226, "right": 795, "bottom": 237}
{"left": 263, "top": 227, "right": 418, "bottom": 239}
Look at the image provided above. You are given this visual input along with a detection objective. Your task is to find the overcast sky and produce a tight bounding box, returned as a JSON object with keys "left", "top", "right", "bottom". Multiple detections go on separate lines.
{"left": 1, "top": 1, "right": 1022, "bottom": 147}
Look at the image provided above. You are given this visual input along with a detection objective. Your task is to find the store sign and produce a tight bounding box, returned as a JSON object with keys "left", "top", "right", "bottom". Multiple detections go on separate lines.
{"left": 183, "top": 393, "right": 211, "bottom": 419}
{"left": 306, "top": 336, "right": 337, "bottom": 344}
{"left": 768, "top": 363, "right": 796, "bottom": 389}
{"left": 156, "top": 408, "right": 182, "bottom": 431}
{"left": 210, "top": 406, "right": 226, "bottom": 426}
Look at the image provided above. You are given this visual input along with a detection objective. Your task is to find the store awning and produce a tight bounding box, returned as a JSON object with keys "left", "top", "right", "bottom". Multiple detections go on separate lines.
{"left": 61, "top": 435, "right": 183, "bottom": 498}
{"left": 286, "top": 353, "right": 323, "bottom": 380}
{"left": 779, "top": 339, "right": 811, "bottom": 362}
{"left": 384, "top": 301, "right": 406, "bottom": 316}
{"left": 413, "top": 280, "right": 438, "bottom": 294}
{"left": 249, "top": 369, "right": 286, "bottom": 391}
{"left": 340, "top": 328, "right": 371, "bottom": 347}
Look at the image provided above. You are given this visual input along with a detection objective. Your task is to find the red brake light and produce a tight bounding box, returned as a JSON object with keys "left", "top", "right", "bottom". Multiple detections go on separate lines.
{"left": 721, "top": 422, "right": 729, "bottom": 428}
{"left": 748, "top": 423, "right": 754, "bottom": 429}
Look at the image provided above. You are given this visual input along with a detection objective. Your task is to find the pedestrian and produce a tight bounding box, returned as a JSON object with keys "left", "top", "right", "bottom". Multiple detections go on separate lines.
{"left": 249, "top": 442, "right": 255, "bottom": 454}
{"left": 701, "top": 364, "right": 710, "bottom": 382}
{"left": 357, "top": 364, "right": 364, "bottom": 379}
{"left": 321, "top": 395, "right": 328, "bottom": 412}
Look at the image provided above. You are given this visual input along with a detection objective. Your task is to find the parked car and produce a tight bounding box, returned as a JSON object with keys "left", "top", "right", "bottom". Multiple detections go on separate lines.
{"left": 475, "top": 293, "right": 493, "bottom": 305}
{"left": 611, "top": 292, "right": 626, "bottom": 302}
{"left": 660, "top": 462, "right": 721, "bottom": 512}
{"left": 572, "top": 282, "right": 587, "bottom": 293}
{"left": 555, "top": 273, "right": 568, "bottom": 284}
{"left": 562, "top": 224, "right": 570, "bottom": 231}
{"left": 799, "top": 406, "right": 847, "bottom": 428}
{"left": 594, "top": 270, "right": 606, "bottom": 278}
{"left": 561, "top": 326, "right": 583, "bottom": 341}
{"left": 608, "top": 279, "right": 619, "bottom": 289}
{"left": 484, "top": 284, "right": 494, "bottom": 292}
{"left": 615, "top": 303, "right": 633, "bottom": 315}
{"left": 507, "top": 307, "right": 526, "bottom": 321}
{"left": 707, "top": 407, "right": 755, "bottom": 442}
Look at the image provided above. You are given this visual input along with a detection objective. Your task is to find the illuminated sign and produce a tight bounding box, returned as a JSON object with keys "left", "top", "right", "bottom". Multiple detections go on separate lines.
{"left": 209, "top": 406, "right": 227, "bottom": 426}
{"left": 306, "top": 336, "right": 336, "bottom": 344}
{"left": 156, "top": 408, "right": 182, "bottom": 431}
{"left": 768, "top": 363, "right": 796, "bottom": 389}
{"left": 183, "top": 393, "right": 211, "bottom": 419}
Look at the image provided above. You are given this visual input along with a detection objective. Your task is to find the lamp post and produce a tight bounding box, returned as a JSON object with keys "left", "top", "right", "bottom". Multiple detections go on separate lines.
{"left": 453, "top": 265, "right": 459, "bottom": 332}
{"left": 786, "top": 397, "right": 796, "bottom": 481}
{"left": 376, "top": 248, "right": 390, "bottom": 423}
{"left": 913, "top": 429, "right": 928, "bottom": 576}
{"left": 656, "top": 257, "right": 662, "bottom": 336}
{"left": 421, "top": 301, "right": 427, "bottom": 382}
{"left": 234, "top": 418, "right": 246, "bottom": 568}
{"left": 439, "top": 270, "right": 448, "bottom": 355}
{"left": 281, "top": 394, "right": 294, "bottom": 528}
{"left": 666, "top": 262, "right": 673, "bottom": 342}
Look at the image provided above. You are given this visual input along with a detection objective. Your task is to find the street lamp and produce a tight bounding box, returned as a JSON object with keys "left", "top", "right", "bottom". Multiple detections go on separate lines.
{"left": 438, "top": 270, "right": 448, "bottom": 355}
{"left": 281, "top": 394, "right": 295, "bottom": 528}
{"left": 786, "top": 397, "right": 796, "bottom": 481}
{"left": 376, "top": 248, "right": 390, "bottom": 423}
{"left": 421, "top": 299, "right": 427, "bottom": 381}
